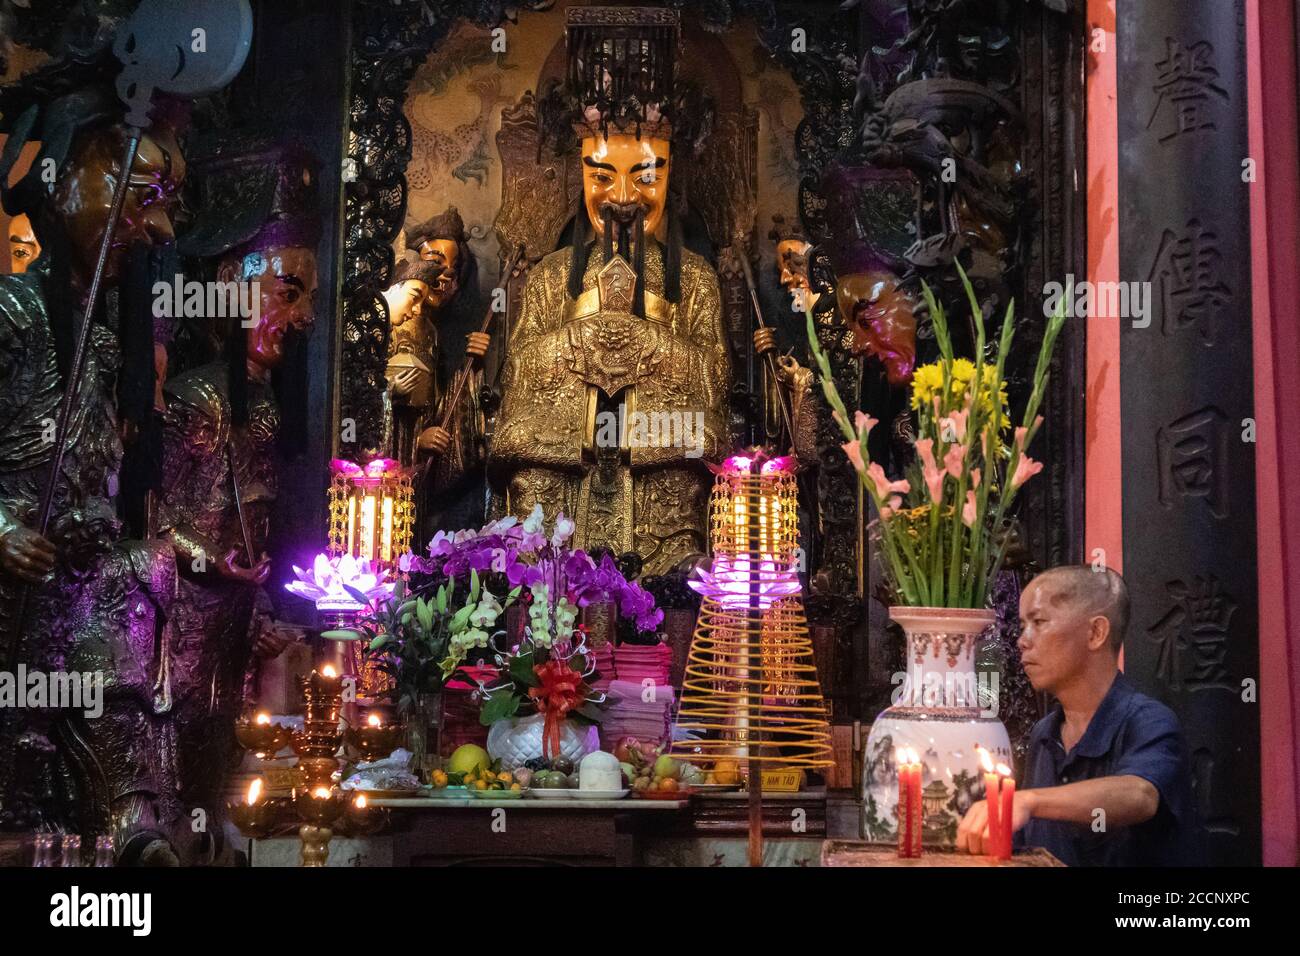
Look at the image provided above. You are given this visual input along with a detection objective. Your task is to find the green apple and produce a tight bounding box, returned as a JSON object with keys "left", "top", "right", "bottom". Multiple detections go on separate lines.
{"left": 653, "top": 755, "right": 681, "bottom": 781}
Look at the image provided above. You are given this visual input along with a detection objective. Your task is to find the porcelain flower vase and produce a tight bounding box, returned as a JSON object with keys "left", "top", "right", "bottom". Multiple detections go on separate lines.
{"left": 486, "top": 712, "right": 600, "bottom": 770}
{"left": 861, "top": 606, "right": 1012, "bottom": 846}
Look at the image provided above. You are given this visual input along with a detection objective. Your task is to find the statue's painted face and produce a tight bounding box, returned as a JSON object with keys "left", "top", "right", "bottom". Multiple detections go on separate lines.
{"left": 50, "top": 124, "right": 186, "bottom": 290}
{"left": 7, "top": 214, "right": 39, "bottom": 273}
{"left": 384, "top": 279, "right": 430, "bottom": 333}
{"left": 219, "top": 245, "right": 318, "bottom": 374}
{"left": 415, "top": 238, "right": 460, "bottom": 310}
{"left": 837, "top": 270, "right": 917, "bottom": 386}
{"left": 776, "top": 239, "right": 812, "bottom": 293}
{"left": 581, "top": 133, "right": 670, "bottom": 240}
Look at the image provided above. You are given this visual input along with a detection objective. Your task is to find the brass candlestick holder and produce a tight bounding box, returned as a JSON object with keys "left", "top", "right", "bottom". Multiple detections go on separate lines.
{"left": 229, "top": 665, "right": 388, "bottom": 865}
{"left": 345, "top": 714, "right": 404, "bottom": 763}
{"left": 234, "top": 713, "right": 295, "bottom": 758}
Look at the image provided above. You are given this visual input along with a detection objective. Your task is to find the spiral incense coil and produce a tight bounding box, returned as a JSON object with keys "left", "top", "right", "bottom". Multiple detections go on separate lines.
{"left": 669, "top": 453, "right": 833, "bottom": 770}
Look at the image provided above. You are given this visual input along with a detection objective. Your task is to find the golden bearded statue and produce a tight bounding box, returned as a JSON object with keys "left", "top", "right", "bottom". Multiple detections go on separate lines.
{"left": 490, "top": 8, "right": 730, "bottom": 575}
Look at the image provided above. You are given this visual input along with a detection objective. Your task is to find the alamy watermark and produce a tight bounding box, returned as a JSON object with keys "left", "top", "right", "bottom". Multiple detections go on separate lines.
{"left": 1043, "top": 274, "right": 1151, "bottom": 328}
{"left": 593, "top": 405, "right": 706, "bottom": 459}
{"left": 0, "top": 666, "right": 103, "bottom": 718}
{"left": 152, "top": 274, "right": 261, "bottom": 328}
{"left": 891, "top": 666, "right": 1001, "bottom": 718}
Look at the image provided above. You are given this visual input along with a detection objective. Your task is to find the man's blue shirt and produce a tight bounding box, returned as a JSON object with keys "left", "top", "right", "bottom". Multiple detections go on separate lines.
{"left": 1018, "top": 673, "right": 1202, "bottom": 866}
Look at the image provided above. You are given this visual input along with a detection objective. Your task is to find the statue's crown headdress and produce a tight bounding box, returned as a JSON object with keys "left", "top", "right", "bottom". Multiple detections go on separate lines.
{"left": 564, "top": 6, "right": 680, "bottom": 141}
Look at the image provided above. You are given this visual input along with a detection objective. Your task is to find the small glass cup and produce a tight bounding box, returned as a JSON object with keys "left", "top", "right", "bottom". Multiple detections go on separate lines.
{"left": 31, "top": 833, "right": 56, "bottom": 868}
{"left": 93, "top": 835, "right": 114, "bottom": 867}
{"left": 59, "top": 833, "right": 82, "bottom": 867}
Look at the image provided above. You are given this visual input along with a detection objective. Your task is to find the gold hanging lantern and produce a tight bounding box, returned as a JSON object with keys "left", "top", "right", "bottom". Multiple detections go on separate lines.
{"left": 669, "top": 452, "right": 833, "bottom": 772}
{"left": 326, "top": 457, "right": 415, "bottom": 571}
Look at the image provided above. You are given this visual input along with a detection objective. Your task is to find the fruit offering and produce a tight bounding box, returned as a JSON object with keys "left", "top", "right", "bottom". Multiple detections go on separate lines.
{"left": 463, "top": 764, "right": 523, "bottom": 793}
{"left": 620, "top": 744, "right": 690, "bottom": 796}
{"left": 447, "top": 744, "right": 491, "bottom": 775}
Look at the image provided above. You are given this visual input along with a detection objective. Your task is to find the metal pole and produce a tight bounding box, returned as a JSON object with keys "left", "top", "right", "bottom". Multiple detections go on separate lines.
{"left": 7, "top": 130, "right": 143, "bottom": 670}
{"left": 736, "top": 251, "right": 796, "bottom": 445}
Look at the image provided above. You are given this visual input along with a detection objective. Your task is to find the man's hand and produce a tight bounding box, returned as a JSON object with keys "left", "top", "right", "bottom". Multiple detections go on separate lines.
{"left": 955, "top": 792, "right": 1035, "bottom": 854}
{"left": 220, "top": 548, "right": 271, "bottom": 586}
{"left": 252, "top": 619, "right": 299, "bottom": 659}
{"left": 388, "top": 366, "right": 421, "bottom": 398}
{"left": 0, "top": 526, "right": 57, "bottom": 584}
{"left": 417, "top": 425, "right": 451, "bottom": 456}
{"left": 465, "top": 331, "right": 490, "bottom": 359}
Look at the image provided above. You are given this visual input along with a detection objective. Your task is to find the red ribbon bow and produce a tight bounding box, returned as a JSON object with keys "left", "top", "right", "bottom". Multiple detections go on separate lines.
{"left": 528, "top": 659, "right": 584, "bottom": 759}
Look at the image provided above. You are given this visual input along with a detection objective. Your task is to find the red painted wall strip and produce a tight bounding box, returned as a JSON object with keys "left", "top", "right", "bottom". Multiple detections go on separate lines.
{"left": 1247, "top": 0, "right": 1300, "bottom": 867}
{"left": 1085, "top": 0, "right": 1122, "bottom": 578}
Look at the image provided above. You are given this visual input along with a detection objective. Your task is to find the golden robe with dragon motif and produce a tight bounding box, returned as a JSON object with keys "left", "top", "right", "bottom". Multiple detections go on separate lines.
{"left": 490, "top": 241, "right": 730, "bottom": 575}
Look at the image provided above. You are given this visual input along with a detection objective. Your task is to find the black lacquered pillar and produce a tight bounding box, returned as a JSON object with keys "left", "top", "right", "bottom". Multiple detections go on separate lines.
{"left": 1118, "top": 0, "right": 1260, "bottom": 865}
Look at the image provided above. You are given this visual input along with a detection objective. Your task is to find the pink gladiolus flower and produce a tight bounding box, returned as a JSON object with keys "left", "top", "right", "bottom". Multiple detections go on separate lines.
{"left": 1011, "top": 455, "right": 1044, "bottom": 490}
{"left": 970, "top": 468, "right": 981, "bottom": 490}
{"left": 942, "top": 408, "right": 970, "bottom": 443}
{"left": 916, "top": 438, "right": 944, "bottom": 503}
{"left": 1014, "top": 425, "right": 1029, "bottom": 453}
{"left": 842, "top": 440, "right": 865, "bottom": 473}
{"left": 943, "top": 443, "right": 966, "bottom": 480}
{"left": 854, "top": 410, "right": 880, "bottom": 440}
{"left": 962, "top": 491, "right": 978, "bottom": 527}
{"left": 866, "top": 462, "right": 910, "bottom": 500}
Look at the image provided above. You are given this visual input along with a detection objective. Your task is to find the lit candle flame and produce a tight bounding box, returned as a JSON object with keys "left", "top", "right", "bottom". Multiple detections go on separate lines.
{"left": 367, "top": 713, "right": 382, "bottom": 728}
{"left": 254, "top": 712, "right": 271, "bottom": 726}
{"left": 246, "top": 778, "right": 263, "bottom": 805}
{"left": 895, "top": 746, "right": 907, "bottom": 766}
{"left": 353, "top": 794, "right": 368, "bottom": 810}
{"left": 907, "top": 748, "right": 919, "bottom": 765}
{"left": 312, "top": 786, "right": 332, "bottom": 799}
{"left": 320, "top": 664, "right": 338, "bottom": 679}
{"left": 995, "top": 763, "right": 1013, "bottom": 778}
{"left": 977, "top": 746, "right": 994, "bottom": 774}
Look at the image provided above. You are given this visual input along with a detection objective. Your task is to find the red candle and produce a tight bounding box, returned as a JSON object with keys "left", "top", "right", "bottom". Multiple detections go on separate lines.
{"left": 896, "top": 748, "right": 924, "bottom": 858}
{"left": 908, "top": 751, "right": 923, "bottom": 857}
{"left": 996, "top": 762, "right": 1015, "bottom": 861}
{"left": 978, "top": 747, "right": 1002, "bottom": 857}
{"left": 896, "top": 747, "right": 912, "bottom": 858}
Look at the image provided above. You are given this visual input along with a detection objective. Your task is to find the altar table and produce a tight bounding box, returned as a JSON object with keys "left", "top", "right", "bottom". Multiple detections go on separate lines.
{"left": 820, "top": 839, "right": 1065, "bottom": 867}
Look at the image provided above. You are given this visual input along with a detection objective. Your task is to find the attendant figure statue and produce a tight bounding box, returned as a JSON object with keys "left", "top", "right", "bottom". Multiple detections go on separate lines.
{"left": 383, "top": 258, "right": 446, "bottom": 466}
{"left": 403, "top": 207, "right": 489, "bottom": 531}
{"left": 491, "top": 8, "right": 730, "bottom": 575}
{"left": 755, "top": 213, "right": 821, "bottom": 466}
{"left": 0, "top": 72, "right": 188, "bottom": 862}
{"left": 157, "top": 141, "right": 319, "bottom": 861}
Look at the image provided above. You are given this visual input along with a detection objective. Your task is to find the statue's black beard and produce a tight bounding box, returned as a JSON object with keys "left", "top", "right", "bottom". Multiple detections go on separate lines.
{"left": 569, "top": 202, "right": 681, "bottom": 311}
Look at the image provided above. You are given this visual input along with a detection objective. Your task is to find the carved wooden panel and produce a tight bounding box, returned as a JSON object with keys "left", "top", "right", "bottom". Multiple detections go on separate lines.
{"left": 1119, "top": 0, "right": 1260, "bottom": 865}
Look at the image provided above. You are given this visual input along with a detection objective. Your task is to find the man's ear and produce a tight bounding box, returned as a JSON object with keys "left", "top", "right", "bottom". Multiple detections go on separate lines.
{"left": 1087, "top": 614, "right": 1111, "bottom": 652}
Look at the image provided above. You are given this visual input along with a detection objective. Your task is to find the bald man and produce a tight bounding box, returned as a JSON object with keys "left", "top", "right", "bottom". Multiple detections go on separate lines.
{"left": 956, "top": 566, "right": 1201, "bottom": 865}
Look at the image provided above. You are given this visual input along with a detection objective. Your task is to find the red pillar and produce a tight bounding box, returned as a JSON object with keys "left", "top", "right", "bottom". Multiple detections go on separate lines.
{"left": 1247, "top": 0, "right": 1300, "bottom": 867}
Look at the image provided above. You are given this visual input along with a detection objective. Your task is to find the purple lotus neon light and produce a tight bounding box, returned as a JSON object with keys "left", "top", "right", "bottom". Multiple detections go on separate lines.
{"left": 285, "top": 552, "right": 396, "bottom": 613}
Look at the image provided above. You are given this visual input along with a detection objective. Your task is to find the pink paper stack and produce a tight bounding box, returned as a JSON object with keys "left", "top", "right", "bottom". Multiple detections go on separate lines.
{"left": 613, "top": 642, "right": 672, "bottom": 685}
{"left": 599, "top": 643, "right": 675, "bottom": 748}
{"left": 588, "top": 641, "right": 616, "bottom": 695}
